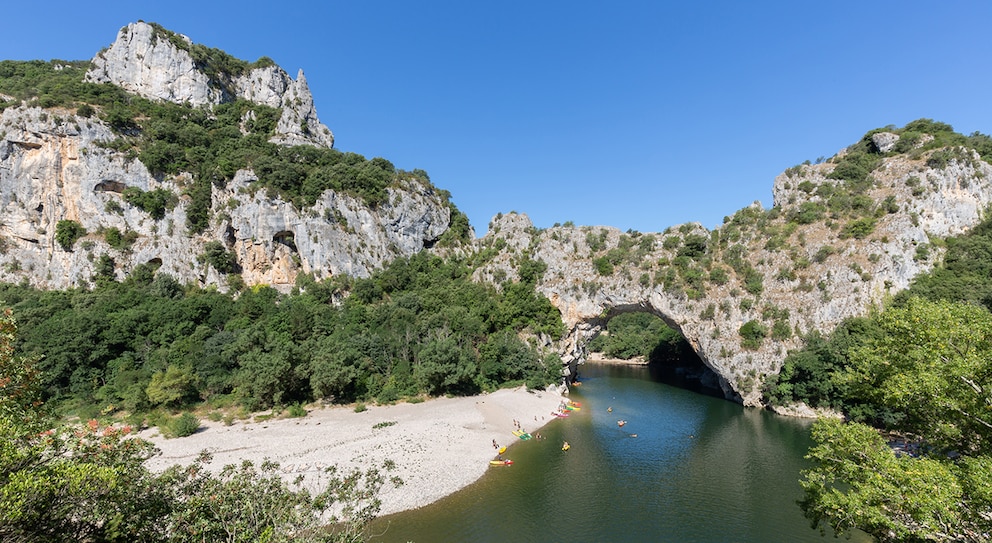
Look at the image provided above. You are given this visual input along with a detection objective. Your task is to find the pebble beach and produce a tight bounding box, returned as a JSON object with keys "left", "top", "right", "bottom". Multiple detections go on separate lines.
{"left": 141, "top": 386, "right": 567, "bottom": 515}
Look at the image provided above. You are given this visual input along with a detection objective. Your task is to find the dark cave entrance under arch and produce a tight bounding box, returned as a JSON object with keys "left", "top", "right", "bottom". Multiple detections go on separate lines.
{"left": 577, "top": 305, "right": 723, "bottom": 399}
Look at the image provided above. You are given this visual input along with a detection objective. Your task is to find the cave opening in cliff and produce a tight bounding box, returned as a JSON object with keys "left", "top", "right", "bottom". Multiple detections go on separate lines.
{"left": 583, "top": 309, "right": 723, "bottom": 398}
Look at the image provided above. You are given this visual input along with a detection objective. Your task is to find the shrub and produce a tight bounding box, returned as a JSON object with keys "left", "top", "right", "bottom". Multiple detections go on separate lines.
{"left": 789, "top": 202, "right": 825, "bottom": 225}
{"left": 104, "top": 227, "right": 138, "bottom": 250}
{"left": 709, "top": 266, "right": 729, "bottom": 285}
{"left": 743, "top": 268, "right": 764, "bottom": 295}
{"left": 827, "top": 150, "right": 881, "bottom": 192}
{"left": 771, "top": 320, "right": 793, "bottom": 340}
{"left": 840, "top": 217, "right": 877, "bottom": 240}
{"left": 813, "top": 246, "right": 836, "bottom": 263}
{"left": 739, "top": 320, "right": 768, "bottom": 350}
{"left": 592, "top": 256, "right": 614, "bottom": 276}
{"left": 55, "top": 220, "right": 86, "bottom": 251}
{"left": 122, "top": 187, "right": 177, "bottom": 220}
{"left": 169, "top": 412, "right": 201, "bottom": 437}
{"left": 200, "top": 241, "right": 238, "bottom": 273}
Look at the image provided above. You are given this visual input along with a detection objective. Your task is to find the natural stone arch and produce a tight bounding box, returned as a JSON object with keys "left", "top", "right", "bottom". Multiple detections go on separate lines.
{"left": 476, "top": 143, "right": 992, "bottom": 406}
{"left": 560, "top": 301, "right": 739, "bottom": 402}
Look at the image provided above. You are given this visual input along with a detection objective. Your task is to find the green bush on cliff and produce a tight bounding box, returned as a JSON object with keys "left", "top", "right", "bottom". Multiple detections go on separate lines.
{"left": 738, "top": 320, "right": 766, "bottom": 350}
{"left": 54, "top": 220, "right": 86, "bottom": 251}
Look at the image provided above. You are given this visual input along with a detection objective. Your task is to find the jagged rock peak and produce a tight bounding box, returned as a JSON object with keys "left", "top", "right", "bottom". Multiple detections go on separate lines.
{"left": 85, "top": 21, "right": 334, "bottom": 148}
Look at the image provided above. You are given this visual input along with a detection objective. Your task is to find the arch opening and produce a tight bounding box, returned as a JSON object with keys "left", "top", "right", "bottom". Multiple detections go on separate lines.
{"left": 577, "top": 306, "right": 723, "bottom": 399}
{"left": 273, "top": 230, "right": 297, "bottom": 252}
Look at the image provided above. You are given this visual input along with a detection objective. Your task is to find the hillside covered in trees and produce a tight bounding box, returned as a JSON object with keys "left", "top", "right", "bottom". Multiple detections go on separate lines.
{"left": 0, "top": 252, "right": 563, "bottom": 422}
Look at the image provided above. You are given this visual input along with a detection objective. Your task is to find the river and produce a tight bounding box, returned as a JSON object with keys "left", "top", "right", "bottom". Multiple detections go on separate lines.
{"left": 371, "top": 362, "right": 870, "bottom": 542}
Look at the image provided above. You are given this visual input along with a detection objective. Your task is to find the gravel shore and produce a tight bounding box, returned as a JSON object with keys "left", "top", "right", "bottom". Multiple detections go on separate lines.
{"left": 141, "top": 386, "right": 567, "bottom": 515}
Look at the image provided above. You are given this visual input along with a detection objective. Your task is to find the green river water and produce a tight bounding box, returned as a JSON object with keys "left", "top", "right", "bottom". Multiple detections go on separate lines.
{"left": 371, "top": 362, "right": 871, "bottom": 542}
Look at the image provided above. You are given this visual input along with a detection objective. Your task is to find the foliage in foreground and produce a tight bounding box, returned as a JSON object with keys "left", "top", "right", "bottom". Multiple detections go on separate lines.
{"left": 797, "top": 298, "right": 992, "bottom": 542}
{"left": 0, "top": 308, "right": 392, "bottom": 542}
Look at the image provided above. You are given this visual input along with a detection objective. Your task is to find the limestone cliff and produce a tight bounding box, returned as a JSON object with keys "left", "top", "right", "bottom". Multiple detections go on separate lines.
{"left": 474, "top": 133, "right": 992, "bottom": 405}
{"left": 0, "top": 23, "right": 450, "bottom": 291}
{"left": 86, "top": 22, "right": 334, "bottom": 148}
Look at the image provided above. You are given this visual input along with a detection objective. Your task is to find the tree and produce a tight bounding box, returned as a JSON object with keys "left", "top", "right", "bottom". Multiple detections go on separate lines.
{"left": 738, "top": 320, "right": 767, "bottom": 350}
{"left": 415, "top": 336, "right": 478, "bottom": 395}
{"left": 836, "top": 297, "right": 992, "bottom": 453}
{"left": 200, "top": 241, "right": 238, "bottom": 274}
{"left": 310, "top": 338, "right": 362, "bottom": 403}
{"left": 801, "top": 418, "right": 966, "bottom": 542}
{"left": 800, "top": 298, "right": 992, "bottom": 541}
{"left": 477, "top": 329, "right": 537, "bottom": 389}
{"left": 145, "top": 364, "right": 199, "bottom": 408}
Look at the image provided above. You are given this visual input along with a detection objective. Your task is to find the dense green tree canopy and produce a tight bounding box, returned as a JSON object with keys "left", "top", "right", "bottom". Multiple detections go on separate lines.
{"left": 0, "top": 309, "right": 394, "bottom": 541}
{"left": 0, "top": 252, "right": 562, "bottom": 418}
{"left": 797, "top": 298, "right": 992, "bottom": 541}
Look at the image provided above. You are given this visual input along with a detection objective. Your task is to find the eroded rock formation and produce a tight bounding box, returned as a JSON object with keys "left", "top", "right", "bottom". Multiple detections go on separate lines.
{"left": 0, "top": 23, "right": 449, "bottom": 292}
{"left": 1, "top": 22, "right": 989, "bottom": 408}
{"left": 473, "top": 142, "right": 992, "bottom": 405}
{"left": 86, "top": 22, "right": 334, "bottom": 148}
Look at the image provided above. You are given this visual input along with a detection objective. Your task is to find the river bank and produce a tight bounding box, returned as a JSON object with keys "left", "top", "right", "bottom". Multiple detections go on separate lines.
{"left": 140, "top": 385, "right": 567, "bottom": 515}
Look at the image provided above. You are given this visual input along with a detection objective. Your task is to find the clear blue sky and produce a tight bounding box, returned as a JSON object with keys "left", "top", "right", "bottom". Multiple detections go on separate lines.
{"left": 4, "top": 1, "right": 992, "bottom": 235}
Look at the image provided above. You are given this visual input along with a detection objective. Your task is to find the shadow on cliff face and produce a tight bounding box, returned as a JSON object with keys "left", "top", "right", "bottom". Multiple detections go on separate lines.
{"left": 645, "top": 356, "right": 724, "bottom": 399}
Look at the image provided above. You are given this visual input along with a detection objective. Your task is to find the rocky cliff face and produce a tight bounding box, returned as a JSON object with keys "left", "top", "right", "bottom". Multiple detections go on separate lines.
{"left": 86, "top": 22, "right": 334, "bottom": 148}
{"left": 474, "top": 136, "right": 992, "bottom": 405}
{"left": 0, "top": 23, "right": 450, "bottom": 291}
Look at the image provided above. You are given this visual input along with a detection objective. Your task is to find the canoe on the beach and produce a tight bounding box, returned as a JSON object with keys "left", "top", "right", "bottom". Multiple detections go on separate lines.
{"left": 490, "top": 459, "right": 513, "bottom": 466}
{"left": 512, "top": 430, "right": 532, "bottom": 440}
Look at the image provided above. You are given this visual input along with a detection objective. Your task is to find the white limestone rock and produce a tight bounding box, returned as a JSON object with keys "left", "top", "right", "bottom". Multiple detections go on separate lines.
{"left": 0, "top": 103, "right": 447, "bottom": 291}
{"left": 872, "top": 132, "right": 900, "bottom": 153}
{"left": 86, "top": 22, "right": 222, "bottom": 106}
{"left": 86, "top": 22, "right": 334, "bottom": 148}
